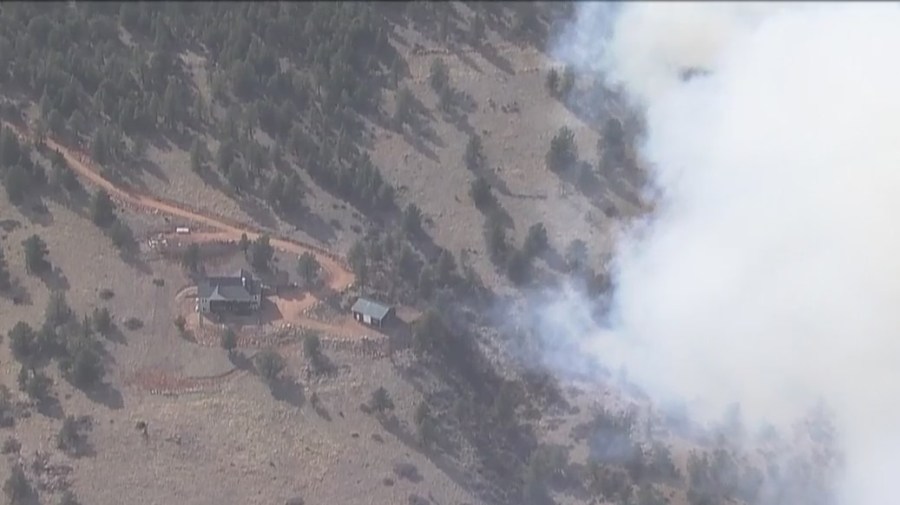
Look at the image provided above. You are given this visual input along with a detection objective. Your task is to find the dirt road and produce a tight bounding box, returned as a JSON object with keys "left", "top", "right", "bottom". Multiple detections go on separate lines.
{"left": 2, "top": 120, "right": 355, "bottom": 294}
{"left": 1, "top": 119, "right": 370, "bottom": 395}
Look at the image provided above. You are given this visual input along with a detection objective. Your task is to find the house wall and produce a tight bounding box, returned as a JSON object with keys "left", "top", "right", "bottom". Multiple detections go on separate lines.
{"left": 209, "top": 300, "right": 257, "bottom": 315}
{"left": 199, "top": 298, "right": 211, "bottom": 313}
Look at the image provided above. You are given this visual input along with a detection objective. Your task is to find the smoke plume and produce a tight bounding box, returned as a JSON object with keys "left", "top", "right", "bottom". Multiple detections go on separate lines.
{"left": 545, "top": 2, "right": 900, "bottom": 503}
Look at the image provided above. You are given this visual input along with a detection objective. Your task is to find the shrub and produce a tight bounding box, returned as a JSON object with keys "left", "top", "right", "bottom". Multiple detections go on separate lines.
{"left": 60, "top": 345, "right": 105, "bottom": 389}
{"left": 221, "top": 327, "right": 237, "bottom": 352}
{"left": 9, "top": 322, "right": 36, "bottom": 363}
{"left": 469, "top": 176, "right": 493, "bottom": 210}
{"left": 17, "top": 367, "right": 51, "bottom": 400}
{"left": 1, "top": 437, "right": 20, "bottom": 455}
{"left": 393, "top": 462, "right": 420, "bottom": 481}
{"left": 546, "top": 126, "right": 578, "bottom": 172}
{"left": 370, "top": 386, "right": 394, "bottom": 413}
{"left": 403, "top": 203, "right": 423, "bottom": 236}
{"left": 296, "top": 252, "right": 321, "bottom": 288}
{"left": 506, "top": 249, "right": 531, "bottom": 285}
{"left": 90, "top": 189, "right": 116, "bottom": 228}
{"left": 303, "top": 332, "right": 321, "bottom": 360}
{"left": 123, "top": 317, "right": 143, "bottom": 330}
{"left": 524, "top": 222, "right": 549, "bottom": 258}
{"left": 22, "top": 234, "right": 50, "bottom": 275}
{"left": 174, "top": 315, "right": 187, "bottom": 333}
{"left": 56, "top": 415, "right": 87, "bottom": 456}
{"left": 464, "top": 134, "right": 484, "bottom": 171}
{"left": 0, "top": 386, "right": 14, "bottom": 428}
{"left": 255, "top": 349, "right": 285, "bottom": 384}
{"left": 108, "top": 220, "right": 135, "bottom": 251}
{"left": 429, "top": 58, "right": 449, "bottom": 92}
{"left": 92, "top": 307, "right": 112, "bottom": 336}
{"left": 545, "top": 68, "right": 560, "bottom": 96}
{"left": 98, "top": 288, "right": 114, "bottom": 300}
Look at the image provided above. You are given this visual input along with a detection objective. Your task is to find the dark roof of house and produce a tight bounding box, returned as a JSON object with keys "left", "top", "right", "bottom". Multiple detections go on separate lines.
{"left": 351, "top": 298, "right": 392, "bottom": 320}
{"left": 198, "top": 269, "right": 260, "bottom": 302}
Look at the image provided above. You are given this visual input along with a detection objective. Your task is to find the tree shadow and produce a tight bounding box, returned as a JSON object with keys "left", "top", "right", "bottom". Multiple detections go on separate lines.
{"left": 402, "top": 128, "right": 440, "bottom": 163}
{"left": 473, "top": 41, "right": 515, "bottom": 75}
{"left": 275, "top": 206, "right": 337, "bottom": 246}
{"left": 35, "top": 395, "right": 64, "bottom": 419}
{"left": 228, "top": 350, "right": 255, "bottom": 371}
{"left": 1, "top": 278, "right": 31, "bottom": 306}
{"left": 103, "top": 325, "right": 127, "bottom": 345}
{"left": 540, "top": 246, "right": 568, "bottom": 273}
{"left": 40, "top": 266, "right": 69, "bottom": 292}
{"left": 310, "top": 394, "right": 332, "bottom": 421}
{"left": 115, "top": 237, "right": 154, "bottom": 275}
{"left": 235, "top": 195, "right": 279, "bottom": 231}
{"left": 18, "top": 198, "right": 54, "bottom": 227}
{"left": 377, "top": 411, "right": 506, "bottom": 505}
{"left": 269, "top": 375, "right": 305, "bottom": 408}
{"left": 101, "top": 162, "right": 152, "bottom": 195}
{"left": 43, "top": 184, "right": 90, "bottom": 220}
{"left": 132, "top": 156, "right": 171, "bottom": 184}
{"left": 61, "top": 415, "right": 97, "bottom": 458}
{"left": 84, "top": 382, "right": 124, "bottom": 410}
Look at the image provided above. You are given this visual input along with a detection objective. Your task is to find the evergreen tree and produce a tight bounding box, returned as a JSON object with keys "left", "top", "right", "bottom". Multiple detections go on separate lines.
{"left": 22, "top": 234, "right": 50, "bottom": 275}
{"left": 90, "top": 189, "right": 116, "bottom": 228}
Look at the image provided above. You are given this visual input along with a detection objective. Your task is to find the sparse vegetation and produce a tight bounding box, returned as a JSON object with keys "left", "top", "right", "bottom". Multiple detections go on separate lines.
{"left": 58, "top": 490, "right": 81, "bottom": 505}
{"left": 565, "top": 238, "right": 589, "bottom": 272}
{"left": 57, "top": 415, "right": 90, "bottom": 456}
{"left": 3, "top": 464, "right": 30, "bottom": 505}
{"left": 1, "top": 437, "right": 20, "bottom": 455}
{"left": 0, "top": 247, "right": 10, "bottom": 291}
{"left": 0, "top": 386, "right": 14, "bottom": 428}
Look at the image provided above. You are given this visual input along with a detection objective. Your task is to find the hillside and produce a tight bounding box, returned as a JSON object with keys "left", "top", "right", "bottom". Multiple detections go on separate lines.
{"left": 0, "top": 3, "right": 835, "bottom": 505}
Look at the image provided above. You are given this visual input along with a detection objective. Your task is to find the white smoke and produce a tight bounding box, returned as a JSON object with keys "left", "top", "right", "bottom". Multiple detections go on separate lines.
{"left": 545, "top": 2, "right": 900, "bottom": 503}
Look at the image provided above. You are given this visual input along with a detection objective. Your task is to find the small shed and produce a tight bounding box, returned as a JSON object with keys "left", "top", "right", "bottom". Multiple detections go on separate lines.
{"left": 351, "top": 298, "right": 394, "bottom": 328}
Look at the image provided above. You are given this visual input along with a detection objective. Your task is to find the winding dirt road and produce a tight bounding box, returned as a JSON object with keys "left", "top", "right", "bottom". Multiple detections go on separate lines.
{"left": 2, "top": 120, "right": 355, "bottom": 293}
{"left": 2, "top": 119, "right": 365, "bottom": 395}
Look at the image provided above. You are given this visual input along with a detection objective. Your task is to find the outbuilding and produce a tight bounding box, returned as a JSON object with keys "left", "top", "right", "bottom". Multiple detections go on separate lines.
{"left": 350, "top": 297, "right": 394, "bottom": 328}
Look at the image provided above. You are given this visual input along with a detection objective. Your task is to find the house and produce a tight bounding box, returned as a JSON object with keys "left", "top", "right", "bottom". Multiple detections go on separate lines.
{"left": 350, "top": 297, "right": 394, "bottom": 328}
{"left": 197, "top": 269, "right": 262, "bottom": 315}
